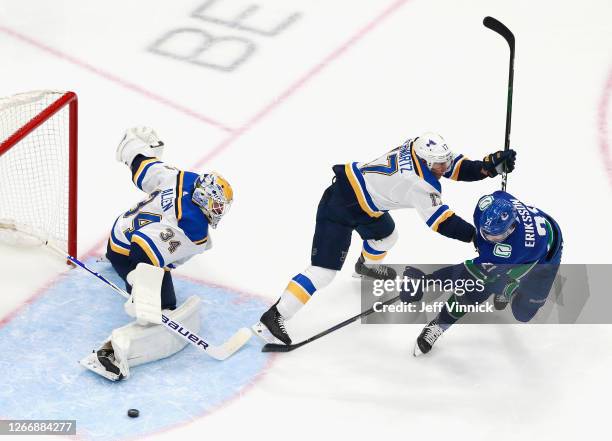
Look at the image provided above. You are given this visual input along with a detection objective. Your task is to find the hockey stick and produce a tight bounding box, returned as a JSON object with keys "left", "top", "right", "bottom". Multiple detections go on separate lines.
{"left": 261, "top": 295, "right": 401, "bottom": 353}
{"left": 483, "top": 16, "right": 515, "bottom": 192}
{"left": 0, "top": 218, "right": 251, "bottom": 361}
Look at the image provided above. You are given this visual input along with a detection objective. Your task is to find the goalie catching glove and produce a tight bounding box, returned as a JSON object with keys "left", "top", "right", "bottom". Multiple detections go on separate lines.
{"left": 116, "top": 126, "right": 165, "bottom": 167}
{"left": 482, "top": 149, "right": 516, "bottom": 177}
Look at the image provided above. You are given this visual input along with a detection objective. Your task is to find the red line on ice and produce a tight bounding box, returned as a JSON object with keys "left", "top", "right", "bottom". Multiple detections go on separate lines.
{"left": 0, "top": 25, "right": 235, "bottom": 134}
{"left": 193, "top": 0, "right": 412, "bottom": 169}
{"left": 599, "top": 66, "right": 612, "bottom": 188}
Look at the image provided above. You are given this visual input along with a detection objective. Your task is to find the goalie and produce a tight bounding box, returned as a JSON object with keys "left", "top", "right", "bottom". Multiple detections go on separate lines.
{"left": 80, "top": 127, "right": 234, "bottom": 381}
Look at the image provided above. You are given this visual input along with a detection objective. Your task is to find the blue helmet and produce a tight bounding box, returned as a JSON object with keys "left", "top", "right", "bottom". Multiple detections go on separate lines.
{"left": 479, "top": 197, "right": 518, "bottom": 243}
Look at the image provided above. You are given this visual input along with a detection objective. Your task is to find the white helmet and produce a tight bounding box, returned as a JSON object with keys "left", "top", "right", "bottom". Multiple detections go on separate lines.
{"left": 412, "top": 132, "right": 453, "bottom": 171}
{"left": 192, "top": 172, "right": 233, "bottom": 229}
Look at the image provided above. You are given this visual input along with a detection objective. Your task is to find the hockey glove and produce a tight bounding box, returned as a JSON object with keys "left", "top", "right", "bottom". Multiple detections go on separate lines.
{"left": 399, "top": 266, "right": 426, "bottom": 303}
{"left": 482, "top": 149, "right": 516, "bottom": 177}
{"left": 116, "top": 127, "right": 165, "bottom": 167}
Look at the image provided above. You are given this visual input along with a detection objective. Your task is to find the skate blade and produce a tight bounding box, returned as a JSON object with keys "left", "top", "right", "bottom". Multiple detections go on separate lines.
{"left": 251, "top": 322, "right": 286, "bottom": 345}
{"left": 413, "top": 342, "right": 424, "bottom": 357}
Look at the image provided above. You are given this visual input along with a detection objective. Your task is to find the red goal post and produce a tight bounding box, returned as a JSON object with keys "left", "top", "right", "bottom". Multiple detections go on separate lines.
{"left": 0, "top": 90, "right": 78, "bottom": 259}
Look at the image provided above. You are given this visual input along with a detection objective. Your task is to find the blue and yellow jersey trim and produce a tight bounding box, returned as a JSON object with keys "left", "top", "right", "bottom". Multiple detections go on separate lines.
{"left": 426, "top": 204, "right": 455, "bottom": 232}
{"left": 286, "top": 273, "right": 317, "bottom": 304}
{"left": 175, "top": 170, "right": 210, "bottom": 244}
{"left": 108, "top": 238, "right": 130, "bottom": 256}
{"left": 175, "top": 171, "right": 185, "bottom": 221}
{"left": 345, "top": 162, "right": 384, "bottom": 218}
{"left": 109, "top": 217, "right": 130, "bottom": 256}
{"left": 193, "top": 236, "right": 208, "bottom": 245}
{"left": 362, "top": 241, "right": 387, "bottom": 261}
{"left": 132, "top": 158, "right": 162, "bottom": 190}
{"left": 410, "top": 144, "right": 442, "bottom": 193}
{"left": 131, "top": 231, "right": 165, "bottom": 267}
{"left": 444, "top": 154, "right": 466, "bottom": 181}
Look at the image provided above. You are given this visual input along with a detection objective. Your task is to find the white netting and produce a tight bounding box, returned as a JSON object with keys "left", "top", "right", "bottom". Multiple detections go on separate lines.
{"left": 0, "top": 218, "right": 45, "bottom": 247}
{"left": 0, "top": 90, "right": 71, "bottom": 251}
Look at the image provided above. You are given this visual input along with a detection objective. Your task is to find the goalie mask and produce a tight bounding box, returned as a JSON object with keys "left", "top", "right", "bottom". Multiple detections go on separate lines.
{"left": 413, "top": 132, "right": 453, "bottom": 173}
{"left": 192, "top": 172, "right": 233, "bottom": 229}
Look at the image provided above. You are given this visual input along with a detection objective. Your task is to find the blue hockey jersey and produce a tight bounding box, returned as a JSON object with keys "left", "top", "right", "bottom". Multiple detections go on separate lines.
{"left": 464, "top": 191, "right": 560, "bottom": 297}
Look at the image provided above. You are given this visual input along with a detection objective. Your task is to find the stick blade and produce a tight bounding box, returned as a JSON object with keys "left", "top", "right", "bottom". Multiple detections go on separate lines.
{"left": 261, "top": 343, "right": 295, "bottom": 353}
{"left": 483, "top": 16, "right": 515, "bottom": 49}
{"left": 208, "top": 328, "right": 252, "bottom": 360}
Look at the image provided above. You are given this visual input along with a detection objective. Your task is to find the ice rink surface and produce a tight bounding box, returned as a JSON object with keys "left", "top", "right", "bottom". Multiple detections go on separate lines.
{"left": 0, "top": 0, "right": 611, "bottom": 439}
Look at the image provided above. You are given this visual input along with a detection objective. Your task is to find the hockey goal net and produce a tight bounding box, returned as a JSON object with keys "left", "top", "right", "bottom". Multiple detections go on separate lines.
{"left": 0, "top": 90, "right": 78, "bottom": 258}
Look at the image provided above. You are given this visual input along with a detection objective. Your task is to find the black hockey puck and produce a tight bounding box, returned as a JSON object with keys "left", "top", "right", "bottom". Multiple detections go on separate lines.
{"left": 127, "top": 409, "right": 139, "bottom": 418}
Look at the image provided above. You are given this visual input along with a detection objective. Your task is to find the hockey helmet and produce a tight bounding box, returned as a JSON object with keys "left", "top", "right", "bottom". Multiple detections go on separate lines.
{"left": 192, "top": 172, "right": 233, "bottom": 229}
{"left": 479, "top": 197, "right": 518, "bottom": 243}
{"left": 413, "top": 132, "right": 453, "bottom": 172}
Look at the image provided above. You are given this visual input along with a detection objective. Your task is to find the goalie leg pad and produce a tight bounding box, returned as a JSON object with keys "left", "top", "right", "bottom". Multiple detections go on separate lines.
{"left": 106, "top": 242, "right": 177, "bottom": 310}
{"left": 125, "top": 263, "right": 164, "bottom": 325}
{"left": 113, "top": 295, "right": 201, "bottom": 370}
{"left": 80, "top": 295, "right": 201, "bottom": 380}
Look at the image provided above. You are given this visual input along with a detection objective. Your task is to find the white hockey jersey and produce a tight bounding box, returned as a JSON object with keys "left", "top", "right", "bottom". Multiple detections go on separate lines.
{"left": 344, "top": 139, "right": 467, "bottom": 232}
{"left": 108, "top": 158, "right": 211, "bottom": 268}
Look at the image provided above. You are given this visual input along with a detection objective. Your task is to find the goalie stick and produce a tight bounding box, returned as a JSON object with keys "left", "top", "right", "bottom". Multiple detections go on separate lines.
{"left": 261, "top": 295, "right": 401, "bottom": 353}
{"left": 0, "top": 220, "right": 250, "bottom": 361}
{"left": 483, "top": 16, "right": 515, "bottom": 192}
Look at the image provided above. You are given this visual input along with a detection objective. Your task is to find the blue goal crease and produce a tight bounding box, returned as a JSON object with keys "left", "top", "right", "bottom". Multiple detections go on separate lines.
{"left": 0, "top": 259, "right": 270, "bottom": 441}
